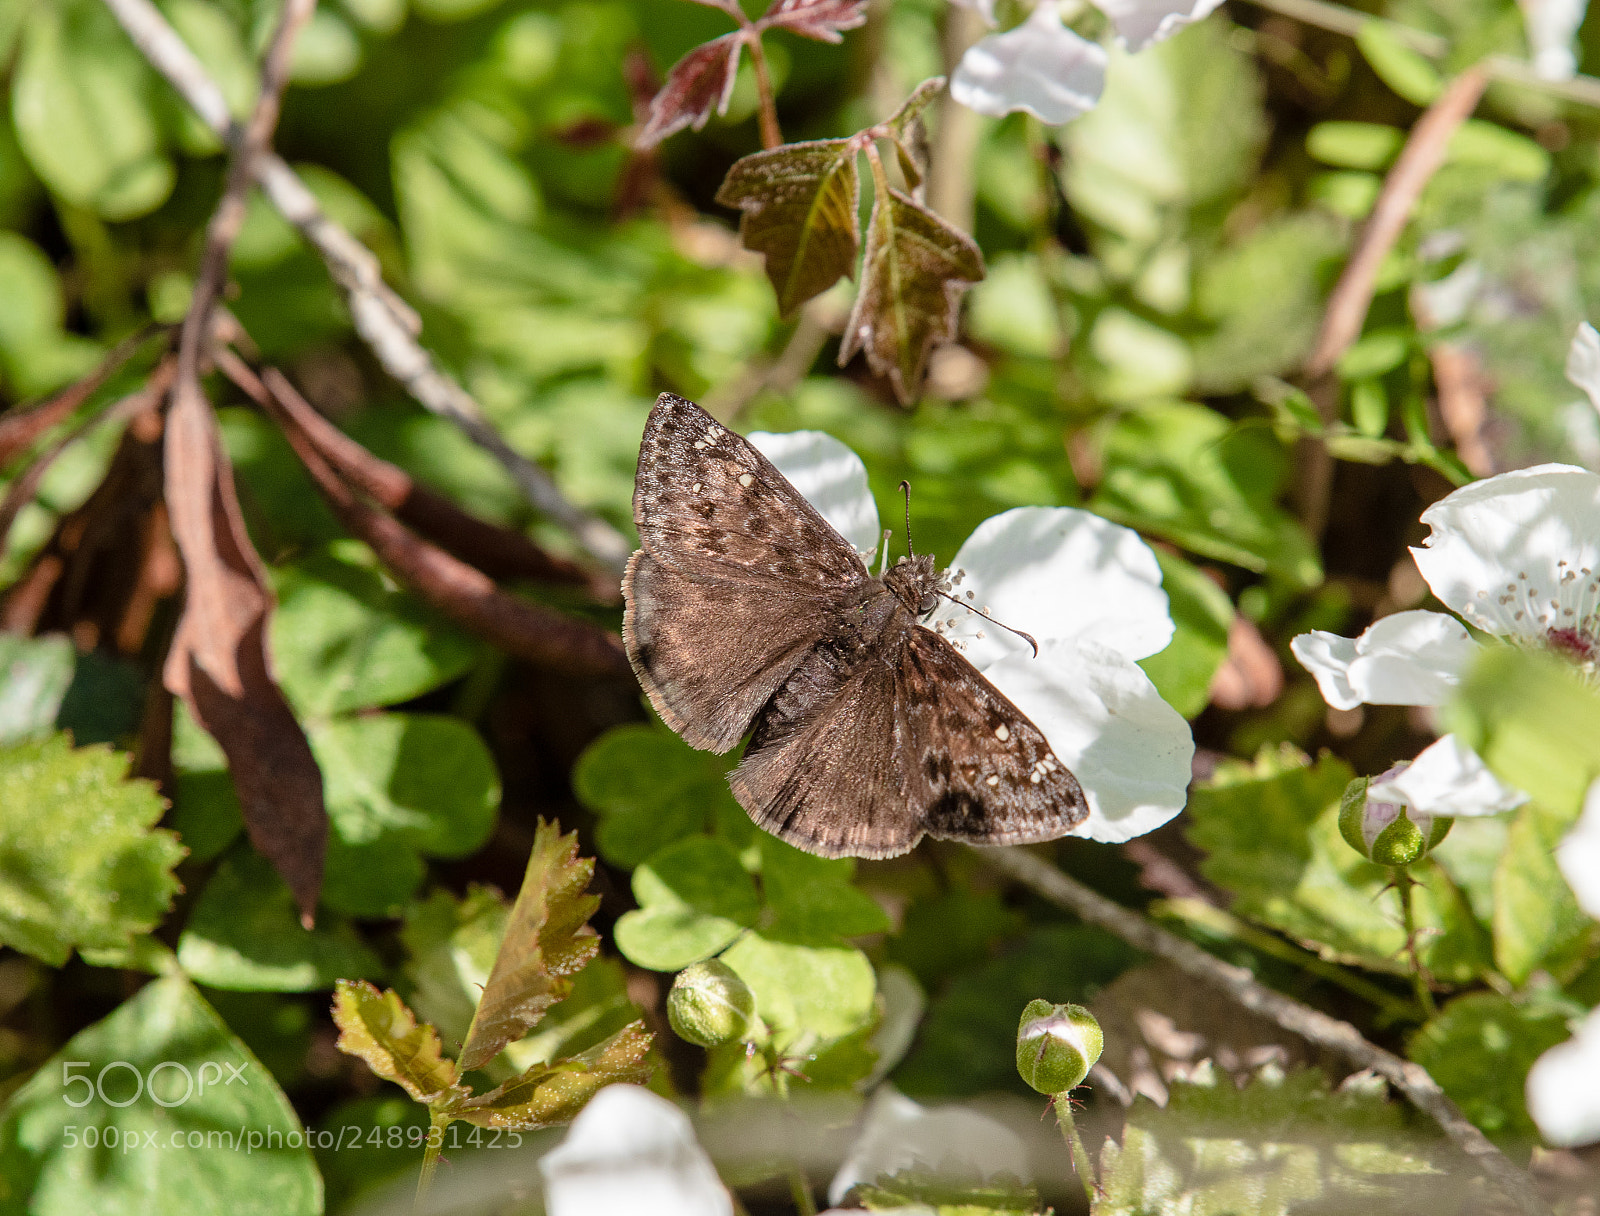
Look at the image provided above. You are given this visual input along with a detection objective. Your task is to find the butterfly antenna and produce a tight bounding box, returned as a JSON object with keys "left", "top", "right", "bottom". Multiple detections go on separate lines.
{"left": 899, "top": 480, "right": 914, "bottom": 556}
{"left": 935, "top": 591, "right": 1040, "bottom": 658}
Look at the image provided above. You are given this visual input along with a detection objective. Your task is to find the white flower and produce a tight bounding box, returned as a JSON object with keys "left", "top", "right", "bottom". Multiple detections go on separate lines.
{"left": 951, "top": 0, "right": 1222, "bottom": 123}
{"left": 1527, "top": 1006, "right": 1600, "bottom": 1147}
{"left": 539, "top": 1084, "right": 733, "bottom": 1216}
{"left": 827, "top": 1086, "right": 1029, "bottom": 1206}
{"left": 1517, "top": 0, "right": 1590, "bottom": 81}
{"left": 751, "top": 429, "right": 1195, "bottom": 843}
{"left": 1290, "top": 461, "right": 1600, "bottom": 815}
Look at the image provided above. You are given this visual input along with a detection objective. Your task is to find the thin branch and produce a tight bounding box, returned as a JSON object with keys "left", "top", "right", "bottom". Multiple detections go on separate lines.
{"left": 99, "top": 0, "right": 633, "bottom": 576}
{"left": 983, "top": 846, "right": 1555, "bottom": 1216}
{"left": 1305, "top": 64, "right": 1490, "bottom": 382}
{"left": 1234, "top": 0, "right": 1600, "bottom": 109}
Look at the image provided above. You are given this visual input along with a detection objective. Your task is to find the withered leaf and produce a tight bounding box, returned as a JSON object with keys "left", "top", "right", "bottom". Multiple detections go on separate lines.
{"left": 332, "top": 979, "right": 466, "bottom": 1106}
{"left": 163, "top": 377, "right": 327, "bottom": 920}
{"left": 839, "top": 161, "right": 985, "bottom": 404}
{"left": 455, "top": 820, "right": 602, "bottom": 1073}
{"left": 883, "top": 77, "right": 944, "bottom": 192}
{"left": 447, "top": 1021, "right": 653, "bottom": 1129}
{"left": 759, "top": 0, "right": 869, "bottom": 42}
{"left": 716, "top": 139, "right": 861, "bottom": 318}
{"left": 638, "top": 32, "right": 743, "bottom": 150}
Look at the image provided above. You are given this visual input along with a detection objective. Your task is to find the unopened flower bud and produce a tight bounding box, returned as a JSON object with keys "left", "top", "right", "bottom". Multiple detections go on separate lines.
{"left": 667, "top": 959, "right": 755, "bottom": 1048}
{"left": 1016, "top": 999, "right": 1102, "bottom": 1095}
{"left": 1338, "top": 771, "right": 1452, "bottom": 867}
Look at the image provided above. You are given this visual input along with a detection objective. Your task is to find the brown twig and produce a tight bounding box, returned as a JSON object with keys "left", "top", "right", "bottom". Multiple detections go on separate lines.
{"left": 99, "top": 0, "right": 633, "bottom": 575}
{"left": 1305, "top": 65, "right": 1490, "bottom": 383}
{"left": 219, "top": 353, "right": 631, "bottom": 680}
{"left": 984, "top": 846, "right": 1555, "bottom": 1216}
{"left": 0, "top": 324, "right": 166, "bottom": 468}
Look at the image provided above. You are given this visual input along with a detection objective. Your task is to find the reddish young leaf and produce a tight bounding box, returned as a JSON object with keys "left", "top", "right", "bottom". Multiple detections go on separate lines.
{"left": 716, "top": 139, "right": 861, "bottom": 317}
{"left": 162, "top": 377, "right": 327, "bottom": 921}
{"left": 637, "top": 33, "right": 744, "bottom": 150}
{"left": 759, "top": 0, "right": 868, "bottom": 42}
{"left": 839, "top": 155, "right": 986, "bottom": 404}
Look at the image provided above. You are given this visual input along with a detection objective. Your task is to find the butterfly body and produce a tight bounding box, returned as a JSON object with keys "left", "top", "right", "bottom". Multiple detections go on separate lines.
{"left": 624, "top": 392, "right": 1088, "bottom": 858}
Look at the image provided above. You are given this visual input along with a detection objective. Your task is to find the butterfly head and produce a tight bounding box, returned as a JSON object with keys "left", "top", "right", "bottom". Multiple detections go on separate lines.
{"left": 884, "top": 553, "right": 943, "bottom": 617}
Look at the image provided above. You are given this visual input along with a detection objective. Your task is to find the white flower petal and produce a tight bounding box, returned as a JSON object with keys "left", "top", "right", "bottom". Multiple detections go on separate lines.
{"left": 827, "top": 1087, "right": 1029, "bottom": 1207}
{"left": 1367, "top": 734, "right": 1528, "bottom": 818}
{"left": 1557, "top": 776, "right": 1600, "bottom": 920}
{"left": 931, "top": 506, "right": 1172, "bottom": 670}
{"left": 1410, "top": 464, "right": 1600, "bottom": 641}
{"left": 1290, "top": 611, "right": 1477, "bottom": 710}
{"left": 984, "top": 639, "right": 1193, "bottom": 842}
{"left": 1095, "top": 0, "right": 1225, "bottom": 52}
{"left": 951, "top": 4, "right": 1108, "bottom": 124}
{"left": 1528, "top": 1007, "right": 1600, "bottom": 1147}
{"left": 749, "top": 429, "right": 883, "bottom": 558}
{"left": 540, "top": 1085, "right": 732, "bottom": 1216}
{"left": 1566, "top": 321, "right": 1600, "bottom": 414}
{"left": 1517, "top": 0, "right": 1588, "bottom": 81}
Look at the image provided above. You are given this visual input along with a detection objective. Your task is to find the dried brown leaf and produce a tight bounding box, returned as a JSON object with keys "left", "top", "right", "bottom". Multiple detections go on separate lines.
{"left": 332, "top": 979, "right": 466, "bottom": 1106}
{"left": 758, "top": 0, "right": 868, "bottom": 42}
{"left": 162, "top": 377, "right": 327, "bottom": 920}
{"left": 448, "top": 1021, "right": 653, "bottom": 1128}
{"left": 839, "top": 160, "right": 985, "bottom": 404}
{"left": 455, "top": 819, "right": 601, "bottom": 1073}
{"left": 638, "top": 33, "right": 743, "bottom": 150}
{"left": 716, "top": 139, "right": 861, "bottom": 317}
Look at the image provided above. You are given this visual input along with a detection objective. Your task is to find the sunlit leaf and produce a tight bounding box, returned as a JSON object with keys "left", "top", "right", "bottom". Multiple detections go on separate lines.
{"left": 331, "top": 979, "right": 465, "bottom": 1106}
{"left": 716, "top": 138, "right": 861, "bottom": 318}
{"left": 456, "top": 820, "right": 602, "bottom": 1072}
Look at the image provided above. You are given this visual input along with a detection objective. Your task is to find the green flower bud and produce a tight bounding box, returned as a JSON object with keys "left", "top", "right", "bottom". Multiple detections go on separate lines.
{"left": 1016, "top": 999, "right": 1103, "bottom": 1095}
{"left": 1338, "top": 772, "right": 1452, "bottom": 867}
{"left": 667, "top": 959, "right": 756, "bottom": 1048}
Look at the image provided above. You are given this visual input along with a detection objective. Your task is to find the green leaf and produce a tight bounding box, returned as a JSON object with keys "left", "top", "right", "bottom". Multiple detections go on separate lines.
{"left": 271, "top": 542, "right": 480, "bottom": 718}
{"left": 0, "top": 975, "right": 321, "bottom": 1216}
{"left": 720, "top": 930, "right": 877, "bottom": 1043}
{"left": 1185, "top": 747, "right": 1490, "bottom": 982}
{"left": 0, "top": 633, "right": 74, "bottom": 745}
{"left": 457, "top": 820, "right": 601, "bottom": 1072}
{"left": 331, "top": 979, "right": 465, "bottom": 1106}
{"left": 313, "top": 712, "right": 500, "bottom": 917}
{"left": 1090, "top": 404, "right": 1323, "bottom": 587}
{"left": 1138, "top": 551, "right": 1233, "bottom": 718}
{"left": 449, "top": 1021, "right": 652, "bottom": 1128}
{"left": 894, "top": 925, "right": 1136, "bottom": 1097}
{"left": 1097, "top": 1068, "right": 1450, "bottom": 1215}
{"left": 715, "top": 138, "right": 861, "bottom": 318}
{"left": 1355, "top": 22, "right": 1442, "bottom": 105}
{"left": 614, "top": 836, "right": 761, "bottom": 971}
{"left": 572, "top": 723, "right": 732, "bottom": 867}
{"left": 12, "top": 1, "right": 174, "bottom": 219}
{"left": 0, "top": 734, "right": 182, "bottom": 966}
{"left": 840, "top": 154, "right": 985, "bottom": 404}
{"left": 758, "top": 836, "right": 890, "bottom": 942}
{"left": 1408, "top": 993, "right": 1570, "bottom": 1141}
{"left": 176, "top": 849, "right": 382, "bottom": 992}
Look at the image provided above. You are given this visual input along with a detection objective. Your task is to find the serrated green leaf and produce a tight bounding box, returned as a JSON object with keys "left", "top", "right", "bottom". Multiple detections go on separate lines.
{"left": 716, "top": 138, "right": 861, "bottom": 318}
{"left": 457, "top": 820, "right": 602, "bottom": 1072}
{"left": 0, "top": 734, "right": 182, "bottom": 966}
{"left": 1097, "top": 1068, "right": 1451, "bottom": 1216}
{"left": 271, "top": 543, "right": 479, "bottom": 718}
{"left": 313, "top": 712, "right": 500, "bottom": 917}
{"left": 1408, "top": 993, "right": 1570, "bottom": 1142}
{"left": 571, "top": 723, "right": 732, "bottom": 867}
{"left": 331, "top": 979, "right": 465, "bottom": 1106}
{"left": 176, "top": 849, "right": 381, "bottom": 992}
{"left": 840, "top": 161, "right": 985, "bottom": 404}
{"left": 0, "top": 633, "right": 73, "bottom": 745}
{"left": 449, "top": 1021, "right": 652, "bottom": 1128}
{"left": 0, "top": 975, "right": 321, "bottom": 1216}
{"left": 614, "top": 836, "right": 761, "bottom": 971}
